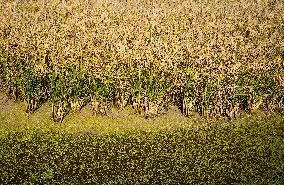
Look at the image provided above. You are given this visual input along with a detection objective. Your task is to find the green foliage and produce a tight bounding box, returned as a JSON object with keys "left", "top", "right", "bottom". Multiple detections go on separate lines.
{"left": 0, "top": 117, "right": 283, "bottom": 184}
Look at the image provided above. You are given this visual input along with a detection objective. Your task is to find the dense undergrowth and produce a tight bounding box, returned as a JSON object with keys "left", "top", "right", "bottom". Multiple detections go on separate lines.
{"left": 0, "top": 113, "right": 283, "bottom": 184}
{"left": 0, "top": 0, "right": 283, "bottom": 122}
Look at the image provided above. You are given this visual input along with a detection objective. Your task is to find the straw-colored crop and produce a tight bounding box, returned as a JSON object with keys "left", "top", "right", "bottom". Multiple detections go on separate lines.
{"left": 0, "top": 0, "right": 283, "bottom": 122}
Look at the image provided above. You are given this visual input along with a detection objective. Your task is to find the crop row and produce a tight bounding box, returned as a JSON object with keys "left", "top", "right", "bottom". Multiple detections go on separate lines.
{"left": 0, "top": 0, "right": 283, "bottom": 122}
{"left": 1, "top": 48, "right": 283, "bottom": 122}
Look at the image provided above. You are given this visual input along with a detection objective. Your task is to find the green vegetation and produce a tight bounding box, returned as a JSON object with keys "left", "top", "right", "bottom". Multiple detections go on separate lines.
{"left": 0, "top": 0, "right": 283, "bottom": 183}
{"left": 0, "top": 0, "right": 283, "bottom": 121}
{"left": 0, "top": 111, "right": 283, "bottom": 184}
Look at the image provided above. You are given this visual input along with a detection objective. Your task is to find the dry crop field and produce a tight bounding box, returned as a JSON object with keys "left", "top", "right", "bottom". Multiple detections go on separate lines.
{"left": 0, "top": 0, "right": 283, "bottom": 122}
{"left": 0, "top": 0, "right": 284, "bottom": 183}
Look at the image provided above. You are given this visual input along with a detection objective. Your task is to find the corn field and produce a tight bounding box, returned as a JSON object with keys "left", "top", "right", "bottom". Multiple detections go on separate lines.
{"left": 0, "top": 0, "right": 283, "bottom": 122}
